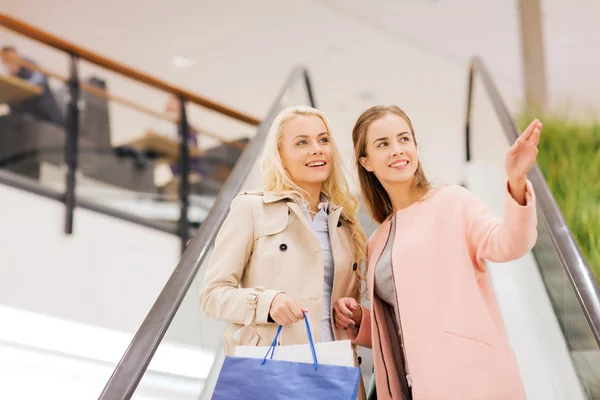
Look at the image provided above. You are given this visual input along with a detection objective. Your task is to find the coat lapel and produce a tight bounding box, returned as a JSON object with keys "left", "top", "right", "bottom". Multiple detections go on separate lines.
{"left": 327, "top": 205, "right": 344, "bottom": 236}
{"left": 366, "top": 218, "right": 405, "bottom": 400}
{"left": 328, "top": 205, "right": 349, "bottom": 297}
{"left": 263, "top": 192, "right": 318, "bottom": 250}
{"left": 327, "top": 205, "right": 348, "bottom": 273}
{"left": 286, "top": 202, "right": 320, "bottom": 253}
{"left": 262, "top": 191, "right": 294, "bottom": 204}
{"left": 367, "top": 219, "right": 393, "bottom": 299}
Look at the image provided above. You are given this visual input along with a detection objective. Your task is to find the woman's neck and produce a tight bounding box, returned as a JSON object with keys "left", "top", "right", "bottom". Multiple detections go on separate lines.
{"left": 386, "top": 179, "right": 423, "bottom": 213}
{"left": 297, "top": 182, "right": 322, "bottom": 214}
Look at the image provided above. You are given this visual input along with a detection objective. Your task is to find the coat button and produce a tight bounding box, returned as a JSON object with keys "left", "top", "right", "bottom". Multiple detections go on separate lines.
{"left": 279, "top": 244, "right": 288, "bottom": 252}
{"left": 337, "top": 221, "right": 342, "bottom": 227}
{"left": 358, "top": 356, "right": 362, "bottom": 365}
{"left": 352, "top": 263, "right": 358, "bottom": 271}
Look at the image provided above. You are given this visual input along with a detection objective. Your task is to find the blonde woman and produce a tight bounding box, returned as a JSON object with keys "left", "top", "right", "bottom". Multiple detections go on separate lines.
{"left": 334, "top": 105, "right": 541, "bottom": 400}
{"left": 200, "top": 106, "right": 367, "bottom": 398}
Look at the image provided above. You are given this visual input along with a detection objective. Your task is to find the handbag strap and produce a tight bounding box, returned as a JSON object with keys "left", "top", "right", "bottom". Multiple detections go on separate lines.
{"left": 273, "top": 313, "right": 316, "bottom": 346}
{"left": 261, "top": 312, "right": 319, "bottom": 370}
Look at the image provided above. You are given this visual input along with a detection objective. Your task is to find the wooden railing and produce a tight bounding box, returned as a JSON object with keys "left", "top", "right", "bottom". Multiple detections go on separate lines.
{"left": 13, "top": 57, "right": 246, "bottom": 151}
{"left": 0, "top": 13, "right": 261, "bottom": 125}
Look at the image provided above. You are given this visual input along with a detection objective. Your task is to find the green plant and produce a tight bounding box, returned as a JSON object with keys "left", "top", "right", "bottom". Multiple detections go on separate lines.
{"left": 523, "top": 116, "right": 600, "bottom": 281}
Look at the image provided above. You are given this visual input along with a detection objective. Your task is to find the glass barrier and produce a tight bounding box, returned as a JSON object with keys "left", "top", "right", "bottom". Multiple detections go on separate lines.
{"left": 469, "top": 73, "right": 600, "bottom": 399}
{"left": 69, "top": 58, "right": 259, "bottom": 233}
{"left": 0, "top": 29, "right": 70, "bottom": 191}
{"left": 0, "top": 29, "right": 258, "bottom": 235}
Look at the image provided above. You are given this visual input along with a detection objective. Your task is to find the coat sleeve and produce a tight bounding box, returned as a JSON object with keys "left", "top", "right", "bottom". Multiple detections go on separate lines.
{"left": 465, "top": 180, "right": 538, "bottom": 266}
{"left": 200, "top": 195, "right": 281, "bottom": 325}
{"left": 351, "top": 305, "right": 373, "bottom": 348}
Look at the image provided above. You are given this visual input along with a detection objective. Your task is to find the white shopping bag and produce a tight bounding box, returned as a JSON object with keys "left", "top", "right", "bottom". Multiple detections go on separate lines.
{"left": 235, "top": 333, "right": 355, "bottom": 367}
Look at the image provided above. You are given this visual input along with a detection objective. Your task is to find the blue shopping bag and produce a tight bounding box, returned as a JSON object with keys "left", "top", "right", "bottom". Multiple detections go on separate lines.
{"left": 212, "top": 315, "right": 361, "bottom": 399}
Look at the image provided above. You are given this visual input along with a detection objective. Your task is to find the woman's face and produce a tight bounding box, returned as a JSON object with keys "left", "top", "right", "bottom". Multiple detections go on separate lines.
{"left": 359, "top": 113, "right": 419, "bottom": 186}
{"left": 279, "top": 115, "right": 333, "bottom": 189}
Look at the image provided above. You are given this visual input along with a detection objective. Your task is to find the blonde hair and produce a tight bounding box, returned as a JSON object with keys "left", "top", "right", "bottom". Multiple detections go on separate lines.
{"left": 261, "top": 106, "right": 367, "bottom": 266}
{"left": 352, "top": 105, "right": 431, "bottom": 224}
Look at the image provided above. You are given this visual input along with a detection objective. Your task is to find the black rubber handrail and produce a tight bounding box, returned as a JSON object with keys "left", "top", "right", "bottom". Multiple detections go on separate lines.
{"left": 97, "top": 67, "right": 316, "bottom": 399}
{"left": 465, "top": 56, "right": 600, "bottom": 346}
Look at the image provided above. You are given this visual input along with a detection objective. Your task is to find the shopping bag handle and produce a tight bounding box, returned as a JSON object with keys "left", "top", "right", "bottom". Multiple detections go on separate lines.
{"left": 261, "top": 312, "right": 319, "bottom": 370}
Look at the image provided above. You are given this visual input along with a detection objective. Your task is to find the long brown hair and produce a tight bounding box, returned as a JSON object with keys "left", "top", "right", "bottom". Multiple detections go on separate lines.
{"left": 352, "top": 105, "right": 431, "bottom": 224}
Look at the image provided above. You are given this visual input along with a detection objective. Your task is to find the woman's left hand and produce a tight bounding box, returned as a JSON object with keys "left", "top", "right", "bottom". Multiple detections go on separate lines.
{"left": 333, "top": 297, "right": 362, "bottom": 330}
{"left": 504, "top": 119, "right": 542, "bottom": 204}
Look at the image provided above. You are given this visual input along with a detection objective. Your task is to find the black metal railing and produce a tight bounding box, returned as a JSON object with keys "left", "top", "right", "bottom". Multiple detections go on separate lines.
{"left": 64, "top": 54, "right": 80, "bottom": 234}
{"left": 177, "top": 96, "right": 191, "bottom": 253}
{"left": 465, "top": 56, "right": 600, "bottom": 346}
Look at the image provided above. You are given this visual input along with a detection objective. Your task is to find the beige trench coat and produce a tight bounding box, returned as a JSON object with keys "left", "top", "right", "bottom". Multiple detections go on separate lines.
{"left": 200, "top": 191, "right": 366, "bottom": 398}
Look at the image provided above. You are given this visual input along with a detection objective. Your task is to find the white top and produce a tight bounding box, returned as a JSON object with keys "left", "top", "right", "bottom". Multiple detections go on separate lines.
{"left": 299, "top": 198, "right": 335, "bottom": 342}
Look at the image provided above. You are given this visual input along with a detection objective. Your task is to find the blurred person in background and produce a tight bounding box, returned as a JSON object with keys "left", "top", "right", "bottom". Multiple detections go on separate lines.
{"left": 150, "top": 95, "right": 205, "bottom": 196}
{"left": 162, "top": 95, "right": 203, "bottom": 177}
{"left": 1, "top": 45, "right": 63, "bottom": 126}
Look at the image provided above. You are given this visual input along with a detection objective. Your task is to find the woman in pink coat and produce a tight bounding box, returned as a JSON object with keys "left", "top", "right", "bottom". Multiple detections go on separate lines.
{"left": 333, "top": 105, "right": 542, "bottom": 400}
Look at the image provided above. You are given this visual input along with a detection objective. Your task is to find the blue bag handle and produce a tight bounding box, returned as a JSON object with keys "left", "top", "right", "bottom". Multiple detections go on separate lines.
{"left": 261, "top": 313, "right": 319, "bottom": 371}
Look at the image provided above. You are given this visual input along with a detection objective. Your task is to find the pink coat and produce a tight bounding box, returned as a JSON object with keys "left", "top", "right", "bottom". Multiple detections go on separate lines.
{"left": 353, "top": 182, "right": 537, "bottom": 400}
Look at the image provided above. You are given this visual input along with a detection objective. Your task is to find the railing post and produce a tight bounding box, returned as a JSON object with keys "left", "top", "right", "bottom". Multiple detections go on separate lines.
{"left": 64, "top": 54, "right": 80, "bottom": 234}
{"left": 303, "top": 69, "right": 317, "bottom": 108}
{"left": 178, "top": 96, "right": 191, "bottom": 253}
{"left": 464, "top": 64, "right": 475, "bottom": 163}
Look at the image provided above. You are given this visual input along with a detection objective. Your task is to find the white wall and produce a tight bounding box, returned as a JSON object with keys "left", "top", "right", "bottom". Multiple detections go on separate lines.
{"left": 0, "top": 182, "right": 227, "bottom": 397}
{"left": 0, "top": 183, "right": 181, "bottom": 335}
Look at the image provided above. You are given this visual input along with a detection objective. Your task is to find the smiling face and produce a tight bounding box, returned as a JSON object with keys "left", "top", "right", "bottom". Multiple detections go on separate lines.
{"left": 279, "top": 114, "right": 333, "bottom": 190}
{"left": 352, "top": 105, "right": 431, "bottom": 223}
{"left": 359, "top": 112, "right": 419, "bottom": 187}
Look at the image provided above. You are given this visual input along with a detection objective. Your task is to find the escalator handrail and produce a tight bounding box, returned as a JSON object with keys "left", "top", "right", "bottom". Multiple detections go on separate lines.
{"left": 465, "top": 56, "right": 600, "bottom": 346}
{"left": 98, "top": 66, "right": 316, "bottom": 399}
